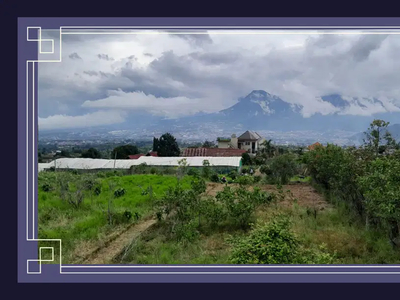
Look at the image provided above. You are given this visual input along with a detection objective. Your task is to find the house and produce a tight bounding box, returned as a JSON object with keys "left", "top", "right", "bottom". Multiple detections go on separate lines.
{"left": 307, "top": 142, "right": 322, "bottom": 151}
{"left": 217, "top": 131, "right": 266, "bottom": 154}
{"left": 182, "top": 147, "right": 247, "bottom": 157}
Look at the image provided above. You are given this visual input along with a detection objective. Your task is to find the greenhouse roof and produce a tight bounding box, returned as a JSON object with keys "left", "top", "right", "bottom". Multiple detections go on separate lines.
{"left": 38, "top": 156, "right": 242, "bottom": 171}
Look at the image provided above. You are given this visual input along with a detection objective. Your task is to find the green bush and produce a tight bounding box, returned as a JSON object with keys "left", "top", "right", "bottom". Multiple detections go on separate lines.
{"left": 266, "top": 154, "right": 299, "bottom": 184}
{"left": 259, "top": 165, "right": 272, "bottom": 176}
{"left": 41, "top": 182, "right": 52, "bottom": 192}
{"left": 253, "top": 175, "right": 261, "bottom": 183}
{"left": 228, "top": 215, "right": 300, "bottom": 264}
{"left": 187, "top": 168, "right": 199, "bottom": 176}
{"left": 112, "top": 210, "right": 133, "bottom": 225}
{"left": 210, "top": 173, "right": 220, "bottom": 183}
{"left": 241, "top": 166, "right": 250, "bottom": 174}
{"left": 236, "top": 175, "right": 253, "bottom": 186}
{"left": 174, "top": 220, "right": 200, "bottom": 243}
{"left": 229, "top": 170, "right": 237, "bottom": 180}
{"left": 201, "top": 198, "right": 227, "bottom": 228}
{"left": 114, "top": 188, "right": 126, "bottom": 198}
{"left": 216, "top": 186, "right": 255, "bottom": 228}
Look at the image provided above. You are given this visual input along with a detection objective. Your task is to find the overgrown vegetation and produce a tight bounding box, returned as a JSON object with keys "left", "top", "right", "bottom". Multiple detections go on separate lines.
{"left": 39, "top": 119, "right": 400, "bottom": 265}
{"left": 303, "top": 119, "right": 400, "bottom": 248}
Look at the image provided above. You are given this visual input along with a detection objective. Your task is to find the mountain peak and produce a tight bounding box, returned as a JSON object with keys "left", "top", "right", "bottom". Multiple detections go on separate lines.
{"left": 321, "top": 94, "right": 349, "bottom": 108}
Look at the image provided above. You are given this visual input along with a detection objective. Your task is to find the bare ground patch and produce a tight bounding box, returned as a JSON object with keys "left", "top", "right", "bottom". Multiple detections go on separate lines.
{"left": 74, "top": 216, "right": 157, "bottom": 265}
{"left": 205, "top": 182, "right": 331, "bottom": 210}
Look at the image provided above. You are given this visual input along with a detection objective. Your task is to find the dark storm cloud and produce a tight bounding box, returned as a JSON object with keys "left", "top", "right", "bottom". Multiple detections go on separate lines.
{"left": 69, "top": 52, "right": 82, "bottom": 60}
{"left": 97, "top": 54, "right": 115, "bottom": 61}
{"left": 349, "top": 34, "right": 389, "bottom": 62}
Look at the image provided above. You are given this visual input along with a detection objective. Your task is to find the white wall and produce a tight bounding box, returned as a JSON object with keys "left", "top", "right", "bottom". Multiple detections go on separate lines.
{"left": 218, "top": 141, "right": 231, "bottom": 148}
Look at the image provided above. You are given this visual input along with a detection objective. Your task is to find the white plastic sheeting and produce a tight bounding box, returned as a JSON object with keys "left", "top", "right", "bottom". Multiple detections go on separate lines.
{"left": 38, "top": 156, "right": 242, "bottom": 172}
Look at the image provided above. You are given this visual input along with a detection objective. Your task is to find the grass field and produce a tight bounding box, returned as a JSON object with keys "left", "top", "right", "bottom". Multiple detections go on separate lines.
{"left": 38, "top": 170, "right": 400, "bottom": 265}
{"left": 38, "top": 171, "right": 193, "bottom": 264}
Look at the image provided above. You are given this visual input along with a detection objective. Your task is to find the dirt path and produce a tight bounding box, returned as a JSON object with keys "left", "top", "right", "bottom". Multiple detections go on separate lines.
{"left": 82, "top": 218, "right": 157, "bottom": 265}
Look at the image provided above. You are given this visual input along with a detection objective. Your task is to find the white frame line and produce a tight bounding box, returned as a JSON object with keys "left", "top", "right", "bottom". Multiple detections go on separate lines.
{"left": 26, "top": 25, "right": 400, "bottom": 276}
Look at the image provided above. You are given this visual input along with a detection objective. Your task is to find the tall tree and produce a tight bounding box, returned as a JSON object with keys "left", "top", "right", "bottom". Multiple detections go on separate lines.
{"left": 111, "top": 144, "right": 139, "bottom": 159}
{"left": 241, "top": 152, "right": 252, "bottom": 166}
{"left": 153, "top": 133, "right": 180, "bottom": 157}
{"left": 363, "top": 119, "right": 396, "bottom": 156}
{"left": 81, "top": 147, "right": 102, "bottom": 159}
{"left": 261, "top": 139, "right": 275, "bottom": 158}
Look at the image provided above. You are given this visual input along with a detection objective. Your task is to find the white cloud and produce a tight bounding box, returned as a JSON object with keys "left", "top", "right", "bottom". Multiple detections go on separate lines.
{"left": 38, "top": 110, "right": 126, "bottom": 130}
{"left": 81, "top": 90, "right": 226, "bottom": 118}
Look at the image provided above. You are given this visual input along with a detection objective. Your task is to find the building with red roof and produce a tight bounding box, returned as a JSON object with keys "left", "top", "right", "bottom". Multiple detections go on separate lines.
{"left": 182, "top": 147, "right": 246, "bottom": 157}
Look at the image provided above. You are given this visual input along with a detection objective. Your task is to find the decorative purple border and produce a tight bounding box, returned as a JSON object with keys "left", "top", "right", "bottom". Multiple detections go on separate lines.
{"left": 18, "top": 17, "right": 400, "bottom": 283}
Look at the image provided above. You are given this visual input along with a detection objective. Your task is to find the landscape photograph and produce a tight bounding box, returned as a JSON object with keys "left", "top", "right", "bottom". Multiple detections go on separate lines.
{"left": 37, "top": 29, "right": 400, "bottom": 265}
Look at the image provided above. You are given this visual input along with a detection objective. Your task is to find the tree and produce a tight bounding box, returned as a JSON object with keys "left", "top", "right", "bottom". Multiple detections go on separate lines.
{"left": 55, "top": 150, "right": 70, "bottom": 158}
{"left": 261, "top": 139, "right": 275, "bottom": 158}
{"left": 81, "top": 147, "right": 102, "bottom": 159}
{"left": 202, "top": 140, "right": 215, "bottom": 148}
{"left": 111, "top": 144, "right": 139, "bottom": 159}
{"left": 153, "top": 133, "right": 180, "bottom": 157}
{"left": 363, "top": 119, "right": 396, "bottom": 156}
{"left": 266, "top": 153, "right": 298, "bottom": 184}
{"left": 241, "top": 153, "right": 252, "bottom": 166}
{"left": 358, "top": 156, "right": 400, "bottom": 244}
{"left": 38, "top": 151, "right": 43, "bottom": 163}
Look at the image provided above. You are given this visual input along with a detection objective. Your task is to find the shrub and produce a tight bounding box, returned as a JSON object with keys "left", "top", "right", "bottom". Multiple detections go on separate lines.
{"left": 150, "top": 167, "right": 157, "bottom": 174}
{"left": 202, "top": 160, "right": 211, "bottom": 179}
{"left": 241, "top": 166, "right": 249, "bottom": 174}
{"left": 216, "top": 186, "right": 255, "bottom": 228}
{"left": 187, "top": 168, "right": 199, "bottom": 176}
{"left": 41, "top": 182, "right": 52, "bottom": 192}
{"left": 253, "top": 175, "right": 261, "bottom": 183}
{"left": 296, "top": 244, "right": 337, "bottom": 264}
{"left": 114, "top": 188, "right": 126, "bottom": 198}
{"left": 94, "top": 185, "right": 102, "bottom": 196}
{"left": 236, "top": 175, "right": 253, "bottom": 186}
{"left": 210, "top": 173, "right": 220, "bottom": 183}
{"left": 229, "top": 170, "right": 237, "bottom": 180}
{"left": 174, "top": 220, "right": 200, "bottom": 243}
{"left": 250, "top": 187, "right": 275, "bottom": 206}
{"left": 201, "top": 198, "right": 227, "bottom": 228}
{"left": 228, "top": 215, "right": 300, "bottom": 264}
{"left": 259, "top": 165, "right": 272, "bottom": 176}
{"left": 190, "top": 177, "right": 206, "bottom": 195}
{"left": 266, "top": 153, "right": 299, "bottom": 184}
{"left": 112, "top": 210, "right": 134, "bottom": 225}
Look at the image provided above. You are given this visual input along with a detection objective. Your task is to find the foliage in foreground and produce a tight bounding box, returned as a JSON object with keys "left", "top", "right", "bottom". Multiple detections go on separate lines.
{"left": 228, "top": 214, "right": 336, "bottom": 264}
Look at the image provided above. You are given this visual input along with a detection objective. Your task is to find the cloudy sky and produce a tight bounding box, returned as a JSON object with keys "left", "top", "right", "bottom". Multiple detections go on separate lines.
{"left": 38, "top": 30, "right": 400, "bottom": 130}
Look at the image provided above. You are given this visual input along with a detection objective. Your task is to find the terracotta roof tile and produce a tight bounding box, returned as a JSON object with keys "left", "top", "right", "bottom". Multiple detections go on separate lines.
{"left": 182, "top": 148, "right": 246, "bottom": 157}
